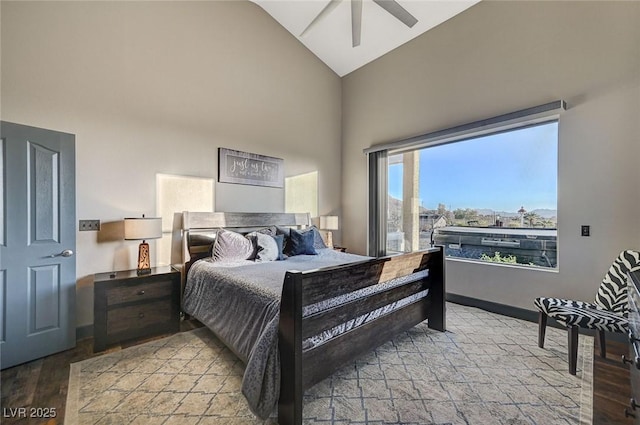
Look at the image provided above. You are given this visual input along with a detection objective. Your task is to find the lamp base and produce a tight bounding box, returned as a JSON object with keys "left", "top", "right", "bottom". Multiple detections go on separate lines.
{"left": 137, "top": 241, "right": 152, "bottom": 275}
{"left": 320, "top": 230, "right": 334, "bottom": 249}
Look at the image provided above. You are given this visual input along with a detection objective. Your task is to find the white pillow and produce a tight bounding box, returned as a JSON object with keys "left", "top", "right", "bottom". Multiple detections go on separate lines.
{"left": 247, "top": 232, "right": 279, "bottom": 262}
{"left": 211, "top": 229, "right": 254, "bottom": 261}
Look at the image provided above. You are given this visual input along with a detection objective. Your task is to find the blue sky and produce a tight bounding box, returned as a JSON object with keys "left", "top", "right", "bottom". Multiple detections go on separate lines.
{"left": 388, "top": 122, "right": 558, "bottom": 212}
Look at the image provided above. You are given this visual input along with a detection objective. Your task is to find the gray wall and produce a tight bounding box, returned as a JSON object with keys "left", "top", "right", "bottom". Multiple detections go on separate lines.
{"left": 342, "top": 1, "right": 640, "bottom": 309}
{"left": 3, "top": 0, "right": 640, "bottom": 326}
{"left": 1, "top": 1, "right": 342, "bottom": 326}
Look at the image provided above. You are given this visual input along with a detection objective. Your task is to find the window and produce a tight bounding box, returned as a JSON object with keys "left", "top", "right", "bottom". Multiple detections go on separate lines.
{"left": 156, "top": 173, "right": 214, "bottom": 265}
{"left": 285, "top": 171, "right": 318, "bottom": 218}
{"left": 387, "top": 121, "right": 558, "bottom": 268}
{"left": 367, "top": 101, "right": 564, "bottom": 269}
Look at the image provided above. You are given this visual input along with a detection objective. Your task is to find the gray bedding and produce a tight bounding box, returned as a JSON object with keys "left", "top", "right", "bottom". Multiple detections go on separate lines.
{"left": 182, "top": 248, "right": 429, "bottom": 419}
{"left": 183, "top": 248, "right": 369, "bottom": 418}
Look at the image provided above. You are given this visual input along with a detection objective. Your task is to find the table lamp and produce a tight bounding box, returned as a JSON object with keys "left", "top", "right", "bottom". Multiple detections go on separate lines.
{"left": 124, "top": 215, "right": 162, "bottom": 275}
{"left": 319, "top": 215, "right": 339, "bottom": 248}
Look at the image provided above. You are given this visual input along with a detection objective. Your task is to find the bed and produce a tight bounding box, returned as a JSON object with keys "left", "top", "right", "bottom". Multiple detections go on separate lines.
{"left": 177, "top": 211, "right": 445, "bottom": 425}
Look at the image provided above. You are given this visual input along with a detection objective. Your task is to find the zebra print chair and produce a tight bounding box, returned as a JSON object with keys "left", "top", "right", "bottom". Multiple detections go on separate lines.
{"left": 535, "top": 250, "right": 640, "bottom": 375}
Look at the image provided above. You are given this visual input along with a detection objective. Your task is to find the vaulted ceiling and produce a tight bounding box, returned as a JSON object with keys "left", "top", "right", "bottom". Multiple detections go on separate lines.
{"left": 252, "top": 0, "right": 480, "bottom": 76}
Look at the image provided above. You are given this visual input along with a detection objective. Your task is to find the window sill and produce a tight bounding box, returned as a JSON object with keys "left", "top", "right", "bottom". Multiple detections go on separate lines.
{"left": 445, "top": 256, "right": 560, "bottom": 273}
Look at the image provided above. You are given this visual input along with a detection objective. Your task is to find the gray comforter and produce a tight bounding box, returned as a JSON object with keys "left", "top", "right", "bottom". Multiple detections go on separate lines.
{"left": 182, "top": 248, "right": 369, "bottom": 419}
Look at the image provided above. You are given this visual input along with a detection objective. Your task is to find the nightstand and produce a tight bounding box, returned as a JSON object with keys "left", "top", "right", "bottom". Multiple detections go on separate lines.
{"left": 93, "top": 265, "right": 181, "bottom": 352}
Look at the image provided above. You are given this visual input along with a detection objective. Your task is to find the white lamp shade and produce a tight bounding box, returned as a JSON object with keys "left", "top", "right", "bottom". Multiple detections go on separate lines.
{"left": 124, "top": 217, "right": 162, "bottom": 240}
{"left": 319, "top": 215, "right": 339, "bottom": 230}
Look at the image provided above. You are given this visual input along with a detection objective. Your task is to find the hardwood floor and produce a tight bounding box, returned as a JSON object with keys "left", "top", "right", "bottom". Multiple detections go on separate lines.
{"left": 0, "top": 321, "right": 202, "bottom": 425}
{"left": 1, "top": 337, "right": 93, "bottom": 425}
{"left": 593, "top": 338, "right": 634, "bottom": 425}
{"left": 0, "top": 324, "right": 633, "bottom": 424}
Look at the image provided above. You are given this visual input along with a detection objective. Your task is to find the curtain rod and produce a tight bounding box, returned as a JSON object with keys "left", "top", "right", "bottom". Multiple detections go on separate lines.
{"left": 364, "top": 100, "right": 566, "bottom": 155}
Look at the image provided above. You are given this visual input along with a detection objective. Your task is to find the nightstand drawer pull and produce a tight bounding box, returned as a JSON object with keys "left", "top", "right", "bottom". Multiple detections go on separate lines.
{"left": 622, "top": 354, "right": 640, "bottom": 369}
{"left": 137, "top": 290, "right": 145, "bottom": 296}
{"left": 138, "top": 313, "right": 145, "bottom": 319}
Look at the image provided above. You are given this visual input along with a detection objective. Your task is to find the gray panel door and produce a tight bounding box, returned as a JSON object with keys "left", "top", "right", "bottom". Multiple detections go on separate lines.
{"left": 0, "top": 121, "right": 76, "bottom": 369}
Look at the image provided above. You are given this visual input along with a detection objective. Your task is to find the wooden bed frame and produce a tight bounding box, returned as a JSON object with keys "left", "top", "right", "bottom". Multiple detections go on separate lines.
{"left": 178, "top": 211, "right": 446, "bottom": 425}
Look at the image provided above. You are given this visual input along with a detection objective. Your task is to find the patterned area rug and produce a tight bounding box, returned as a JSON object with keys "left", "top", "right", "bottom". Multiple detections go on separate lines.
{"left": 66, "top": 303, "right": 593, "bottom": 425}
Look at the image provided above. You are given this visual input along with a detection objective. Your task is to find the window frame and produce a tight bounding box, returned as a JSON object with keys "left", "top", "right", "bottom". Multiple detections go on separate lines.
{"left": 367, "top": 101, "right": 565, "bottom": 262}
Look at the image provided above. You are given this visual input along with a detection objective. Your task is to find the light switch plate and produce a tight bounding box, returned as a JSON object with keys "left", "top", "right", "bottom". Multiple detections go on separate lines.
{"left": 79, "top": 220, "right": 100, "bottom": 231}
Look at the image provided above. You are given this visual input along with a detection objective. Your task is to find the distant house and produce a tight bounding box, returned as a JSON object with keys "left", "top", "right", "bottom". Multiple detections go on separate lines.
{"left": 419, "top": 213, "right": 447, "bottom": 231}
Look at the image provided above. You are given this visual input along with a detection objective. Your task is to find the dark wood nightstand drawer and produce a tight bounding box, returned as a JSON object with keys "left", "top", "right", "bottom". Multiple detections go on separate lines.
{"left": 94, "top": 266, "right": 181, "bottom": 352}
{"left": 106, "top": 279, "right": 173, "bottom": 306}
{"left": 107, "top": 299, "right": 173, "bottom": 335}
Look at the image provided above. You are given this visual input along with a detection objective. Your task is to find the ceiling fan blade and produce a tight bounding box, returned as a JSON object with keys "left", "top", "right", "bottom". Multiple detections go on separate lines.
{"left": 351, "top": 0, "right": 362, "bottom": 47}
{"left": 300, "top": 0, "right": 343, "bottom": 37}
{"left": 372, "top": 0, "right": 418, "bottom": 28}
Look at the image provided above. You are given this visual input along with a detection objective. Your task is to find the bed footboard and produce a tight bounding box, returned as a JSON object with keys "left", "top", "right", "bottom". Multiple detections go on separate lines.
{"left": 278, "top": 247, "right": 445, "bottom": 425}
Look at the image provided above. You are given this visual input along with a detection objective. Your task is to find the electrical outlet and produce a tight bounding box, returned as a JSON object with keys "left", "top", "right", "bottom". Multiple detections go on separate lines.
{"left": 581, "top": 225, "right": 590, "bottom": 237}
{"left": 79, "top": 220, "right": 100, "bottom": 231}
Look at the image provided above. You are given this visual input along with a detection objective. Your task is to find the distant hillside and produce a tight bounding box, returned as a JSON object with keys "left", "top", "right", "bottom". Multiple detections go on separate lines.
{"left": 472, "top": 208, "right": 556, "bottom": 218}
{"left": 389, "top": 196, "right": 430, "bottom": 214}
{"left": 388, "top": 196, "right": 557, "bottom": 232}
{"left": 530, "top": 209, "right": 557, "bottom": 218}
{"left": 389, "top": 201, "right": 557, "bottom": 219}
{"left": 477, "top": 209, "right": 517, "bottom": 217}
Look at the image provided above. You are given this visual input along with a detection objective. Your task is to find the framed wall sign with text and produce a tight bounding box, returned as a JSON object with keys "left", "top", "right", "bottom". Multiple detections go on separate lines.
{"left": 218, "top": 148, "right": 284, "bottom": 188}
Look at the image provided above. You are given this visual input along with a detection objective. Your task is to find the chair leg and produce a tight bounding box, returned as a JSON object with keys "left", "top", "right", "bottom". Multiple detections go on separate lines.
{"left": 568, "top": 326, "right": 579, "bottom": 375}
{"left": 598, "top": 329, "right": 606, "bottom": 358}
{"left": 538, "top": 311, "right": 548, "bottom": 348}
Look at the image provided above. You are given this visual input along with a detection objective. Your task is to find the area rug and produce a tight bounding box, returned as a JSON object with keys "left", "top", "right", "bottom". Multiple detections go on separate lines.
{"left": 66, "top": 303, "right": 593, "bottom": 425}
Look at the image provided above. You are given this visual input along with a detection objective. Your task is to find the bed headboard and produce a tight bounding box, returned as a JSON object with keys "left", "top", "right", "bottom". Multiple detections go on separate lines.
{"left": 175, "top": 211, "right": 310, "bottom": 285}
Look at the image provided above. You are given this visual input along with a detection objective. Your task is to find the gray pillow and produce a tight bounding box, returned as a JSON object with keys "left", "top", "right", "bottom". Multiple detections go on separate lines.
{"left": 247, "top": 232, "right": 280, "bottom": 262}
{"left": 256, "top": 226, "right": 278, "bottom": 237}
{"left": 307, "top": 226, "right": 328, "bottom": 249}
{"left": 275, "top": 226, "right": 291, "bottom": 238}
{"left": 272, "top": 234, "right": 285, "bottom": 260}
{"left": 211, "top": 229, "right": 254, "bottom": 261}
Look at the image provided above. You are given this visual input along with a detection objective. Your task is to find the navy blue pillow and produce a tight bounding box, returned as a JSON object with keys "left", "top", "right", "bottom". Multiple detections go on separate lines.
{"left": 287, "top": 228, "right": 317, "bottom": 256}
{"left": 276, "top": 226, "right": 293, "bottom": 254}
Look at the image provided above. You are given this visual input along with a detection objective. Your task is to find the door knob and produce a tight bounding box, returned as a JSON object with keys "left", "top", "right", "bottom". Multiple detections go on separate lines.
{"left": 51, "top": 249, "right": 74, "bottom": 258}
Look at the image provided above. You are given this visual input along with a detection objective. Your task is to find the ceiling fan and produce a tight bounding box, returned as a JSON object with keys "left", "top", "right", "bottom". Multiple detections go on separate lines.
{"left": 300, "top": 0, "right": 418, "bottom": 47}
